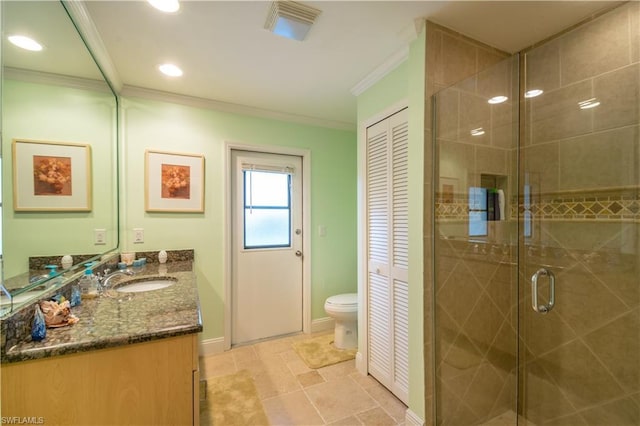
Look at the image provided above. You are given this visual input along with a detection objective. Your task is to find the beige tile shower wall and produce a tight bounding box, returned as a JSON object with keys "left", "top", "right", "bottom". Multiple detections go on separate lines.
{"left": 519, "top": 3, "right": 639, "bottom": 425}
{"left": 524, "top": 3, "right": 640, "bottom": 194}
{"left": 424, "top": 21, "right": 510, "bottom": 426}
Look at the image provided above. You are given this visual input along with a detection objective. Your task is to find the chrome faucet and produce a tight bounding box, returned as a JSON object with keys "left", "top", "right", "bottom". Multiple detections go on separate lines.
{"left": 99, "top": 269, "right": 134, "bottom": 290}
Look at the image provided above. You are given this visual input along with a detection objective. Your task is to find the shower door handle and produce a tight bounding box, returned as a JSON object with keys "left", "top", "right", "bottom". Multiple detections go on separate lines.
{"left": 531, "top": 268, "right": 555, "bottom": 314}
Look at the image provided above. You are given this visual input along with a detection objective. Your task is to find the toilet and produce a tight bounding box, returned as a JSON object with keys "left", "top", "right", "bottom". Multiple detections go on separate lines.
{"left": 324, "top": 293, "right": 358, "bottom": 349}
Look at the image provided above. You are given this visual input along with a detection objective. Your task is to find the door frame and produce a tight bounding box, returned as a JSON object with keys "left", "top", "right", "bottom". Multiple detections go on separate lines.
{"left": 356, "top": 100, "right": 408, "bottom": 375}
{"left": 224, "top": 142, "right": 311, "bottom": 350}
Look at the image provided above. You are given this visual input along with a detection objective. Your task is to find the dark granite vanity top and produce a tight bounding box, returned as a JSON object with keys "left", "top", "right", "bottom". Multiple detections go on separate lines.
{"left": 1, "top": 260, "right": 202, "bottom": 364}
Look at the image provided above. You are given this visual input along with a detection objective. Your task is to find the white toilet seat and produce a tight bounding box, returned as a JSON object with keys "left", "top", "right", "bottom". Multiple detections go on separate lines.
{"left": 325, "top": 293, "right": 357, "bottom": 313}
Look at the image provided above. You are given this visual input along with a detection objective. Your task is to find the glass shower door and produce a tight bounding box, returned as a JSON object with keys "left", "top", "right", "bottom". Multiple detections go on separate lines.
{"left": 519, "top": 3, "right": 640, "bottom": 425}
{"left": 433, "top": 54, "right": 521, "bottom": 425}
{"left": 434, "top": 4, "right": 639, "bottom": 425}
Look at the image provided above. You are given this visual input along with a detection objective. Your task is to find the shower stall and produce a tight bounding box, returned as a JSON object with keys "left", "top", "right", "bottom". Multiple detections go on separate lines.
{"left": 432, "top": 3, "right": 639, "bottom": 425}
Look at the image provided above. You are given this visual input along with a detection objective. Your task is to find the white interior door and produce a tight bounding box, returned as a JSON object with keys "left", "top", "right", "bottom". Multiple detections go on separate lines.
{"left": 366, "top": 107, "right": 409, "bottom": 404}
{"left": 231, "top": 150, "right": 303, "bottom": 345}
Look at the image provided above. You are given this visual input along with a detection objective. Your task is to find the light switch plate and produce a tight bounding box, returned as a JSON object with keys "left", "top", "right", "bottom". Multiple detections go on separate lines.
{"left": 133, "top": 228, "right": 144, "bottom": 244}
{"left": 94, "top": 229, "right": 106, "bottom": 245}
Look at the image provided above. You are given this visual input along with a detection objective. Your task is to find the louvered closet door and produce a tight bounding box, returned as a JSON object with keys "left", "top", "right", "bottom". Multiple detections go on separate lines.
{"left": 366, "top": 108, "right": 409, "bottom": 404}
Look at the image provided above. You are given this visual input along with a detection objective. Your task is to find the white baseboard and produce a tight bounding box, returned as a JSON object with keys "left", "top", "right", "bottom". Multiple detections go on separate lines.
{"left": 311, "top": 317, "right": 335, "bottom": 333}
{"left": 199, "top": 337, "right": 225, "bottom": 357}
{"left": 355, "top": 351, "right": 366, "bottom": 374}
{"left": 200, "top": 321, "right": 333, "bottom": 356}
{"left": 405, "top": 408, "right": 425, "bottom": 426}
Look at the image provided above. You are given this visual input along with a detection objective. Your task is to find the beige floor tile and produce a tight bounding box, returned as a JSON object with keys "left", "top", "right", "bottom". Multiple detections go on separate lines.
{"left": 305, "top": 376, "right": 378, "bottom": 423}
{"left": 328, "top": 415, "right": 363, "bottom": 425}
{"left": 200, "top": 333, "right": 408, "bottom": 426}
{"left": 262, "top": 390, "right": 325, "bottom": 426}
{"left": 254, "top": 336, "right": 295, "bottom": 356}
{"left": 287, "top": 358, "right": 313, "bottom": 375}
{"left": 199, "top": 351, "right": 237, "bottom": 379}
{"left": 253, "top": 363, "right": 302, "bottom": 400}
{"left": 281, "top": 349, "right": 303, "bottom": 362}
{"left": 318, "top": 359, "right": 358, "bottom": 382}
{"left": 231, "top": 344, "right": 258, "bottom": 364}
{"left": 260, "top": 351, "right": 291, "bottom": 368}
{"left": 356, "top": 407, "right": 396, "bottom": 426}
{"left": 297, "top": 370, "right": 326, "bottom": 388}
{"left": 349, "top": 371, "right": 382, "bottom": 390}
{"left": 236, "top": 357, "right": 270, "bottom": 375}
{"left": 364, "top": 382, "right": 407, "bottom": 423}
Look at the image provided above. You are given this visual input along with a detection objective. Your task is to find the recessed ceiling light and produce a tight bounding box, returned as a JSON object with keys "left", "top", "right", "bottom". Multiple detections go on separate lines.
{"left": 159, "top": 63, "right": 183, "bottom": 77}
{"left": 524, "top": 89, "right": 544, "bottom": 98}
{"left": 8, "top": 35, "right": 43, "bottom": 52}
{"left": 578, "top": 98, "right": 600, "bottom": 109}
{"left": 488, "top": 95, "right": 508, "bottom": 104}
{"left": 148, "top": 0, "right": 180, "bottom": 13}
{"left": 470, "top": 128, "right": 485, "bottom": 137}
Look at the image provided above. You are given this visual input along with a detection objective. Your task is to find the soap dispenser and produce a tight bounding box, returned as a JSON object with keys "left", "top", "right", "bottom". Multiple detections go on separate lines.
{"left": 45, "top": 264, "right": 61, "bottom": 287}
{"left": 45, "top": 264, "right": 59, "bottom": 277}
{"left": 78, "top": 263, "right": 99, "bottom": 299}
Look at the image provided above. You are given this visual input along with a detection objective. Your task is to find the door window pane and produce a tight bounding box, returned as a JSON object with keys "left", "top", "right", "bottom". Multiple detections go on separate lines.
{"left": 244, "top": 208, "right": 290, "bottom": 247}
{"left": 243, "top": 170, "right": 291, "bottom": 249}
{"left": 244, "top": 171, "right": 289, "bottom": 206}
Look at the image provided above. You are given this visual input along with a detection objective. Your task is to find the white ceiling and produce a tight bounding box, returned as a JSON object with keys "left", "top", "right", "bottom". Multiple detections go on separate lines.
{"left": 7, "top": 1, "right": 622, "bottom": 129}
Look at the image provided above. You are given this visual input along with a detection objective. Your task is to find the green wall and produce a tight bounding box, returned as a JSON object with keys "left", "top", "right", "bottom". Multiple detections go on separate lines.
{"left": 2, "top": 79, "right": 117, "bottom": 278}
{"left": 408, "top": 26, "right": 426, "bottom": 422}
{"left": 121, "top": 96, "right": 357, "bottom": 340}
{"left": 357, "top": 60, "right": 409, "bottom": 123}
{"left": 356, "top": 28, "right": 426, "bottom": 422}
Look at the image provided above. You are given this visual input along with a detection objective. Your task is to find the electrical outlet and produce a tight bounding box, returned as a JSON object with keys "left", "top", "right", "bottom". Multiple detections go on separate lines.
{"left": 94, "top": 229, "right": 106, "bottom": 245}
{"left": 133, "top": 228, "right": 144, "bottom": 244}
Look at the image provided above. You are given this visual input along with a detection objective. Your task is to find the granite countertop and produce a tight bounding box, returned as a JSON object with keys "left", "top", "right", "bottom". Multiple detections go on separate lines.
{"left": 2, "top": 261, "right": 202, "bottom": 364}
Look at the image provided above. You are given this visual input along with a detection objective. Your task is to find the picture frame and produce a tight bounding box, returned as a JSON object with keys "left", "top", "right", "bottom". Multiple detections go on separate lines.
{"left": 12, "top": 139, "right": 92, "bottom": 212}
{"left": 145, "top": 149, "right": 205, "bottom": 213}
{"left": 440, "top": 177, "right": 459, "bottom": 204}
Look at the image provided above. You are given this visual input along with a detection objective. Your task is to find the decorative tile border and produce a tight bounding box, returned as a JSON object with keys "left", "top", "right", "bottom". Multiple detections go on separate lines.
{"left": 436, "top": 189, "right": 639, "bottom": 222}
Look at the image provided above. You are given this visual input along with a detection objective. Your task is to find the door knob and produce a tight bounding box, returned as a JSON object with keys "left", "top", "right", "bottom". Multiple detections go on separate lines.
{"left": 295, "top": 250, "right": 303, "bottom": 257}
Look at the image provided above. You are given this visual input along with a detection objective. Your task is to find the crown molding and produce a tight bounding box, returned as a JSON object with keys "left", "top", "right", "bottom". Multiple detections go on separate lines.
{"left": 121, "top": 85, "right": 356, "bottom": 131}
{"left": 350, "top": 46, "right": 409, "bottom": 97}
{"left": 398, "top": 18, "right": 425, "bottom": 45}
{"left": 61, "top": 0, "right": 123, "bottom": 93}
{"left": 4, "top": 67, "right": 112, "bottom": 94}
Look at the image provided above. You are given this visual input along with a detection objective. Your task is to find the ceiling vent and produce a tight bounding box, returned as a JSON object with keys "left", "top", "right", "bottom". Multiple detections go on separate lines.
{"left": 265, "top": 1, "right": 321, "bottom": 41}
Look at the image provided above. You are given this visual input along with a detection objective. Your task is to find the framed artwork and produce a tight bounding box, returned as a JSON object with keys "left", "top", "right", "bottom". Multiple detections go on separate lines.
{"left": 12, "top": 139, "right": 92, "bottom": 211}
{"left": 145, "top": 149, "right": 205, "bottom": 212}
{"left": 440, "top": 177, "right": 459, "bottom": 203}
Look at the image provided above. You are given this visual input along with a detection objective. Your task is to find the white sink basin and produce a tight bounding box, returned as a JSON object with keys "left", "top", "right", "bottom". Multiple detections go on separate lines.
{"left": 115, "top": 278, "right": 176, "bottom": 293}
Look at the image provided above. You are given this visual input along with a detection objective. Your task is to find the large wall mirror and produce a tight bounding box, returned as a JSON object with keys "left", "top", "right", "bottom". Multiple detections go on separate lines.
{"left": 1, "top": 1, "right": 119, "bottom": 314}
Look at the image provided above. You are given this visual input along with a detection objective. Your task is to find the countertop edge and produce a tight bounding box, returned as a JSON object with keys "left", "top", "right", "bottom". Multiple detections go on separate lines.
{"left": 1, "top": 260, "right": 202, "bottom": 365}
{"left": 2, "top": 323, "right": 203, "bottom": 364}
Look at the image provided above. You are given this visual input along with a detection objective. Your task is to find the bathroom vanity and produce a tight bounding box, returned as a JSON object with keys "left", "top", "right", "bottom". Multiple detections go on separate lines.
{"left": 0, "top": 259, "right": 203, "bottom": 425}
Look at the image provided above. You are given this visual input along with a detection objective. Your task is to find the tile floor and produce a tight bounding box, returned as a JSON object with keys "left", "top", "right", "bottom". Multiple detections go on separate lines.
{"left": 199, "top": 331, "right": 408, "bottom": 425}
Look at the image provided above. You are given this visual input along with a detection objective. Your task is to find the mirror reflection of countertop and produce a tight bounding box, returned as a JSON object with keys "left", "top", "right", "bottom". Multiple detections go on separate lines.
{"left": 1, "top": 261, "right": 202, "bottom": 364}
